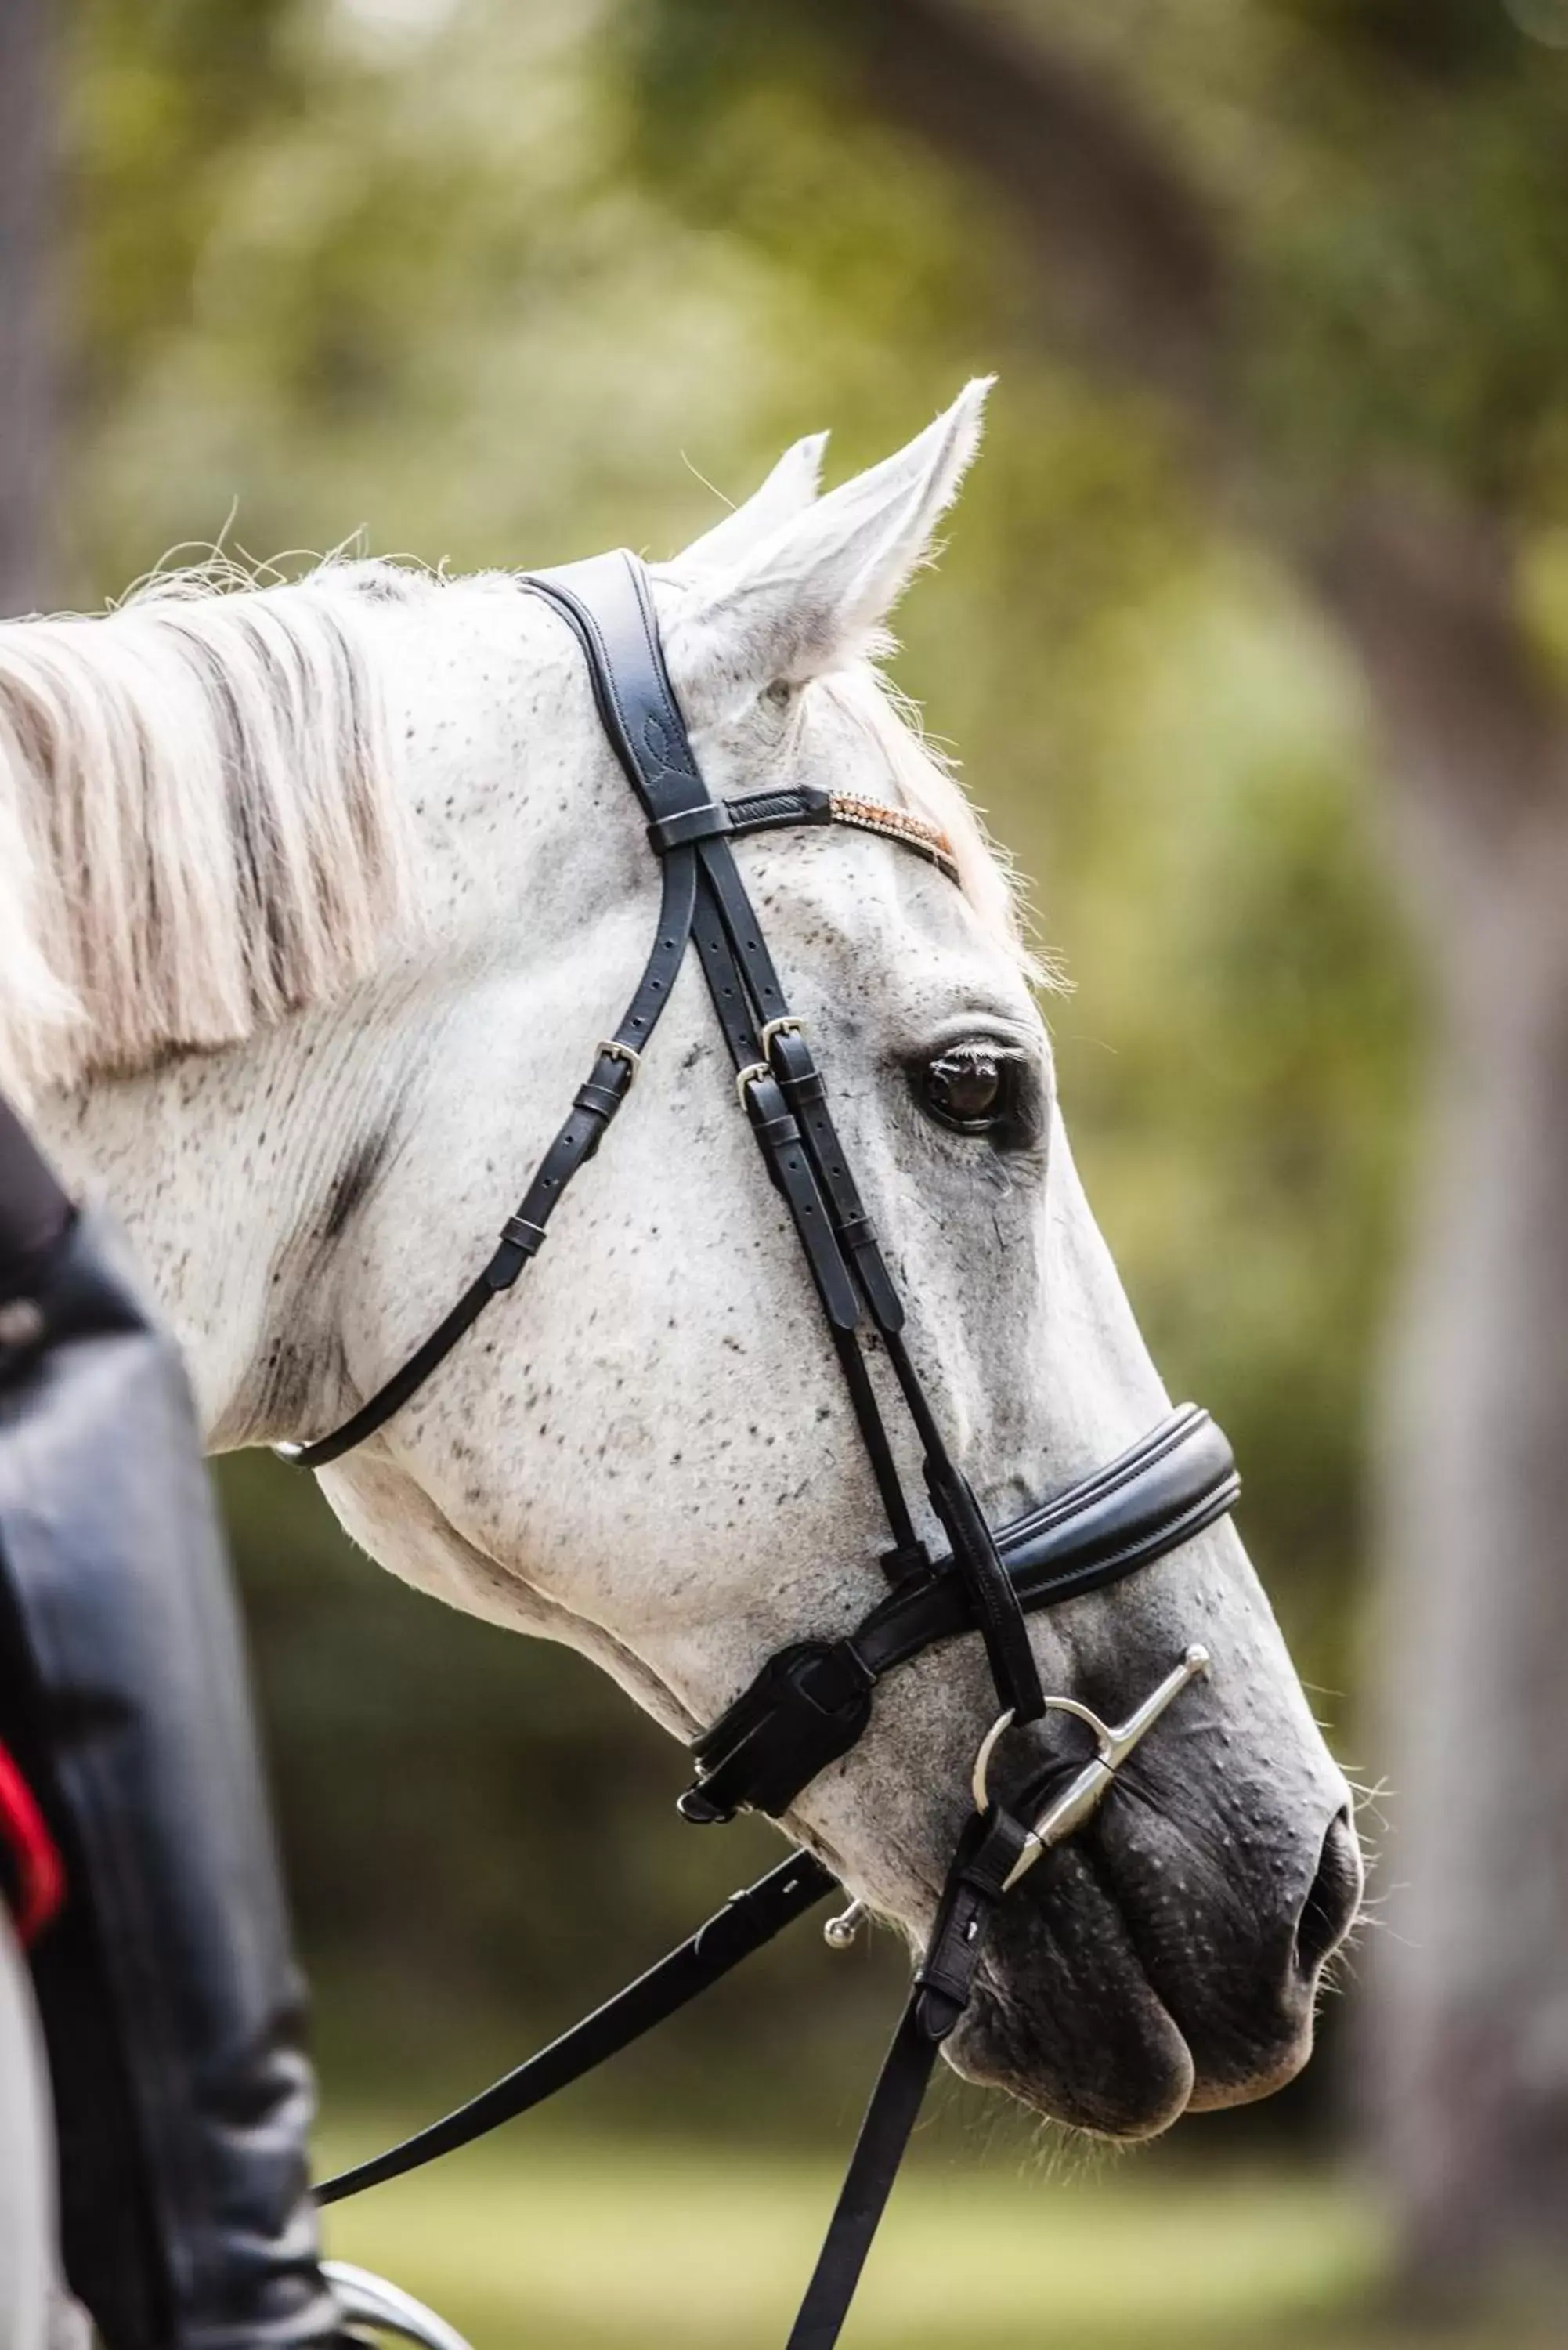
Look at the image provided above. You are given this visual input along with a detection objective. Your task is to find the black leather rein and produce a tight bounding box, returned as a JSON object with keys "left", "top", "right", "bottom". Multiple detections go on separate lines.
{"left": 293, "top": 551, "right": 1240, "bottom": 2348}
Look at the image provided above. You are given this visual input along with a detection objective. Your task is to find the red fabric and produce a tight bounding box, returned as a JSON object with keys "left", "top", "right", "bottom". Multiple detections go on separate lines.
{"left": 0, "top": 1736, "right": 64, "bottom": 1944}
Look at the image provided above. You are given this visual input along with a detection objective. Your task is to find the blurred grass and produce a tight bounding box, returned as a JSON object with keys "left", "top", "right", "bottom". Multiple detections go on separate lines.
{"left": 315, "top": 2120, "right": 1548, "bottom": 2350}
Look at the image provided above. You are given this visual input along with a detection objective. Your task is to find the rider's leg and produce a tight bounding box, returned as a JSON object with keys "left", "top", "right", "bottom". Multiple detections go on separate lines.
{"left": 0, "top": 1904, "right": 89, "bottom": 2350}
{"left": 0, "top": 1094, "right": 340, "bottom": 2350}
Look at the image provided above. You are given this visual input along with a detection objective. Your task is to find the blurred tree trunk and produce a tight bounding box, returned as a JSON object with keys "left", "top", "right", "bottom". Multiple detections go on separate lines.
{"left": 1373, "top": 834, "right": 1568, "bottom": 2295}
{"left": 0, "top": 0, "right": 56, "bottom": 613}
{"left": 807, "top": 0, "right": 1568, "bottom": 2301}
{"left": 1321, "top": 497, "right": 1568, "bottom": 2293}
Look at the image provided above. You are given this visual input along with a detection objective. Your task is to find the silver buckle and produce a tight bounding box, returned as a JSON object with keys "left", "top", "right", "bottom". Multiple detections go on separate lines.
{"left": 597, "top": 1039, "right": 641, "bottom": 1086}
{"left": 735, "top": 1060, "right": 771, "bottom": 1108}
{"left": 759, "top": 1016, "right": 804, "bottom": 1054}
{"left": 971, "top": 1645, "right": 1209, "bottom": 1892}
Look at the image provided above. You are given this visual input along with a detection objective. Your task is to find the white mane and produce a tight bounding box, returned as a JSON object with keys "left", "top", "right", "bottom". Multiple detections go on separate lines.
{"left": 0, "top": 560, "right": 417, "bottom": 1104}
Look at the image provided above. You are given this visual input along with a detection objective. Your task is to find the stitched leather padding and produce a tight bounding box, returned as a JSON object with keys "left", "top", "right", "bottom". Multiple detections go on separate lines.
{"left": 685, "top": 1403, "right": 1237, "bottom": 1821}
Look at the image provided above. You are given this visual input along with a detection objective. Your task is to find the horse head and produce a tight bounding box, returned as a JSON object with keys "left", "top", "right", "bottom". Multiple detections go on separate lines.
{"left": 15, "top": 384, "right": 1361, "bottom": 2141}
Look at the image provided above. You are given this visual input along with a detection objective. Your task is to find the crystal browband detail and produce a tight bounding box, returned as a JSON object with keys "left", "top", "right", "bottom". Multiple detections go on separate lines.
{"left": 828, "top": 794, "right": 959, "bottom": 882}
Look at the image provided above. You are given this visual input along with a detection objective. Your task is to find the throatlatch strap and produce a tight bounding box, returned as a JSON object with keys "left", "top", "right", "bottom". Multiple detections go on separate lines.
{"left": 315, "top": 1850, "right": 835, "bottom": 2205}
{"left": 277, "top": 841, "right": 700, "bottom": 1470}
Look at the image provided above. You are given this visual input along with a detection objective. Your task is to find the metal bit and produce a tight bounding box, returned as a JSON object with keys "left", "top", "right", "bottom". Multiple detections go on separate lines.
{"left": 970, "top": 1643, "right": 1211, "bottom": 1893}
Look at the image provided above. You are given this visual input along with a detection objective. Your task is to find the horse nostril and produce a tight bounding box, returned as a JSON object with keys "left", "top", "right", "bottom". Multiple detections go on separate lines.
{"left": 1293, "top": 1803, "right": 1362, "bottom": 1981}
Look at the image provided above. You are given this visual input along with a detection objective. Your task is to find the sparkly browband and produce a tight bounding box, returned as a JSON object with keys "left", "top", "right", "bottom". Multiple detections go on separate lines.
{"left": 644, "top": 782, "right": 960, "bottom": 885}
{"left": 826, "top": 794, "right": 959, "bottom": 883}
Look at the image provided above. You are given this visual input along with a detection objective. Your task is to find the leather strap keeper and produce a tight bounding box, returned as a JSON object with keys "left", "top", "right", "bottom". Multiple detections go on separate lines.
{"left": 647, "top": 801, "right": 732, "bottom": 852}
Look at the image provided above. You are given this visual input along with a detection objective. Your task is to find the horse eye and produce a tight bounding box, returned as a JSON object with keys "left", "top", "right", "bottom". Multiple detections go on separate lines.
{"left": 921, "top": 1043, "right": 1015, "bottom": 1134}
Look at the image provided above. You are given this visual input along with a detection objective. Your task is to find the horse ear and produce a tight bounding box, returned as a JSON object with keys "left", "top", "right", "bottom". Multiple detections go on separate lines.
{"left": 677, "top": 432, "right": 829, "bottom": 571}
{"left": 670, "top": 379, "right": 991, "bottom": 711}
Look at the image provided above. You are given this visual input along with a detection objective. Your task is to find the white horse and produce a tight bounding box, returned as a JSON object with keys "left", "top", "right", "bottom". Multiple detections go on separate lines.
{"left": 1, "top": 384, "right": 1360, "bottom": 2298}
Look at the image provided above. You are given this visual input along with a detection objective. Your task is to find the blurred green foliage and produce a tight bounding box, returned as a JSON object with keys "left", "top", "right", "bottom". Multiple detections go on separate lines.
{"left": 320, "top": 2133, "right": 1404, "bottom": 2350}
{"left": 68, "top": 0, "right": 1545, "bottom": 2147}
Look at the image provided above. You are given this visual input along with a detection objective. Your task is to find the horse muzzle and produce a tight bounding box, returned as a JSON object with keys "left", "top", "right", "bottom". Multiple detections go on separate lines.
{"left": 949, "top": 1730, "right": 1364, "bottom": 2138}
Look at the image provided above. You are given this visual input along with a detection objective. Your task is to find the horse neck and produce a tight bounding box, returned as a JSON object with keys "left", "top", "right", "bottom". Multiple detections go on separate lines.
{"left": 27, "top": 1000, "right": 412, "bottom": 1448}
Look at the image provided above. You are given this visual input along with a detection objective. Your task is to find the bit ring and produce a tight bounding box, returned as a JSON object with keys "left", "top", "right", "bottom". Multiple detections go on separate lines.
{"left": 969, "top": 1645, "right": 1212, "bottom": 1821}
{"left": 970, "top": 1696, "right": 1116, "bottom": 1815}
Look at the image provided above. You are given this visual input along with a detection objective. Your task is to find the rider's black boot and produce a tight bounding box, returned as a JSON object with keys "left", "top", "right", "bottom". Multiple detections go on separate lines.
{"left": 0, "top": 1101, "right": 341, "bottom": 2350}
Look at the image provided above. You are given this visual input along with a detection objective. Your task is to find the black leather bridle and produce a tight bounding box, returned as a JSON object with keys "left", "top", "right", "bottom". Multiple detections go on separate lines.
{"left": 290, "top": 552, "right": 1241, "bottom": 2347}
